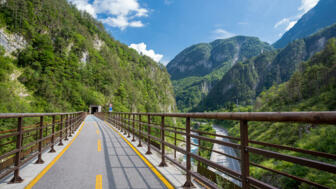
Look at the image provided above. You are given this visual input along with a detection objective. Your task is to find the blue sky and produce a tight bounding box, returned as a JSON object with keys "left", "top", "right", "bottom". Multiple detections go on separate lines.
{"left": 69, "top": 0, "right": 319, "bottom": 65}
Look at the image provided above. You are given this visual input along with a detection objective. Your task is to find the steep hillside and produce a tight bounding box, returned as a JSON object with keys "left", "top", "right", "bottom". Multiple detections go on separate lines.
{"left": 168, "top": 36, "right": 273, "bottom": 112}
{"left": 273, "top": 0, "right": 336, "bottom": 49}
{"left": 0, "top": 0, "right": 176, "bottom": 113}
{"left": 167, "top": 36, "right": 273, "bottom": 80}
{"left": 196, "top": 23, "right": 336, "bottom": 111}
{"left": 227, "top": 38, "right": 336, "bottom": 188}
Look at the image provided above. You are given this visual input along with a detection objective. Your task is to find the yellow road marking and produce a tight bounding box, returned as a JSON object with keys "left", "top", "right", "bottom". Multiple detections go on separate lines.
{"left": 96, "top": 130, "right": 99, "bottom": 135}
{"left": 95, "top": 175, "right": 102, "bottom": 189}
{"left": 104, "top": 121, "right": 174, "bottom": 189}
{"left": 25, "top": 121, "right": 86, "bottom": 189}
{"left": 97, "top": 139, "right": 101, "bottom": 152}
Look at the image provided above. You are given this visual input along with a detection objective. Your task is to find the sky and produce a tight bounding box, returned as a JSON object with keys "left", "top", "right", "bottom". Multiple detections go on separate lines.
{"left": 68, "top": 0, "right": 319, "bottom": 65}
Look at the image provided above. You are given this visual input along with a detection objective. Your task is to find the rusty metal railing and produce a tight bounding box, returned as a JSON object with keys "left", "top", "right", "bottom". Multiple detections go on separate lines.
{"left": 0, "top": 112, "right": 86, "bottom": 183}
{"left": 96, "top": 112, "right": 336, "bottom": 189}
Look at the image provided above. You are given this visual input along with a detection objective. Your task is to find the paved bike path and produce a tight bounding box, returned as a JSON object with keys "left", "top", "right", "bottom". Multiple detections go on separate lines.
{"left": 32, "top": 115, "right": 167, "bottom": 189}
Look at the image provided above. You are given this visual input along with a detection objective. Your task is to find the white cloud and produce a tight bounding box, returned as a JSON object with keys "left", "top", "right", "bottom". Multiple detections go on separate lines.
{"left": 274, "top": 0, "right": 319, "bottom": 32}
{"left": 274, "top": 18, "right": 289, "bottom": 28}
{"left": 286, "top": 21, "right": 298, "bottom": 31}
{"left": 129, "top": 43, "right": 163, "bottom": 63}
{"left": 102, "top": 16, "right": 144, "bottom": 30}
{"left": 212, "top": 29, "right": 236, "bottom": 39}
{"left": 274, "top": 18, "right": 298, "bottom": 31}
{"left": 298, "top": 0, "right": 319, "bottom": 13}
{"left": 69, "top": 0, "right": 97, "bottom": 18}
{"left": 68, "top": 0, "right": 148, "bottom": 30}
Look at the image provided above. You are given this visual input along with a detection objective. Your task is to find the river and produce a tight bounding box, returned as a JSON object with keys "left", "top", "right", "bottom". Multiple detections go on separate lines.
{"left": 208, "top": 124, "right": 241, "bottom": 186}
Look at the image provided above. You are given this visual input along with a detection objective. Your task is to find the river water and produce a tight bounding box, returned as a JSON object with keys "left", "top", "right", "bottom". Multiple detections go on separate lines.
{"left": 180, "top": 124, "right": 241, "bottom": 186}
{"left": 209, "top": 124, "right": 241, "bottom": 186}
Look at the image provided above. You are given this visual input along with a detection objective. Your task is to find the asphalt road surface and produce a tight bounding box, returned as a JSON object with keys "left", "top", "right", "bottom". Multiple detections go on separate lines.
{"left": 32, "top": 115, "right": 167, "bottom": 189}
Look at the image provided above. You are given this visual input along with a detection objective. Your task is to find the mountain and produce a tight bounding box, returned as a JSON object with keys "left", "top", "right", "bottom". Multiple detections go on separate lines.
{"left": 273, "top": 0, "right": 336, "bottom": 49}
{"left": 168, "top": 36, "right": 273, "bottom": 80}
{"left": 0, "top": 0, "right": 176, "bottom": 113}
{"left": 225, "top": 38, "right": 336, "bottom": 188}
{"left": 196, "top": 23, "right": 336, "bottom": 111}
{"left": 168, "top": 36, "right": 274, "bottom": 111}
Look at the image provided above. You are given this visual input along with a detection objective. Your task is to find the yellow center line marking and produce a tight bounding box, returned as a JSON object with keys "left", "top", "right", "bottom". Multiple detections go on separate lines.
{"left": 103, "top": 120, "right": 174, "bottom": 189}
{"left": 95, "top": 174, "right": 102, "bottom": 189}
{"left": 25, "top": 121, "right": 86, "bottom": 189}
{"left": 97, "top": 139, "right": 101, "bottom": 152}
{"left": 96, "top": 130, "right": 99, "bottom": 135}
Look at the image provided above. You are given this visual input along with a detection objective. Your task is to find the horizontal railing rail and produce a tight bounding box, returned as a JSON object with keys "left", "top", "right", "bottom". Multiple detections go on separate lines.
{"left": 0, "top": 112, "right": 86, "bottom": 183}
{"left": 96, "top": 112, "right": 336, "bottom": 189}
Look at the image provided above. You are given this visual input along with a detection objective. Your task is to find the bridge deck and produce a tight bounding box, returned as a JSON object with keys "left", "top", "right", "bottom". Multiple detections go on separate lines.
{"left": 32, "top": 115, "right": 169, "bottom": 189}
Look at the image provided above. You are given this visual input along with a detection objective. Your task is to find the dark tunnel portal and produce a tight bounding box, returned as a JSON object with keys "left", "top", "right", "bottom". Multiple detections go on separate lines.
{"left": 91, "top": 107, "right": 98, "bottom": 114}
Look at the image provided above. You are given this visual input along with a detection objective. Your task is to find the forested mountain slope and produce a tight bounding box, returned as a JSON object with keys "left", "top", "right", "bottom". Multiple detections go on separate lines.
{"left": 0, "top": 0, "right": 176, "bottom": 113}
{"left": 168, "top": 36, "right": 273, "bottom": 112}
{"left": 273, "top": 0, "right": 336, "bottom": 48}
{"left": 195, "top": 23, "right": 336, "bottom": 111}
{"left": 227, "top": 38, "right": 336, "bottom": 188}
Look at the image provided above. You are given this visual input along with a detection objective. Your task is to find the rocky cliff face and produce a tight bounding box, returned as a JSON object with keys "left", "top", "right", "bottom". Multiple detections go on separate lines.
{"left": 0, "top": 28, "right": 26, "bottom": 56}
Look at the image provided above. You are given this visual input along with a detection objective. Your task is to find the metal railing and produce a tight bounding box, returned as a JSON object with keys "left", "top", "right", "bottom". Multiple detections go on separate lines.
{"left": 0, "top": 112, "right": 86, "bottom": 183}
{"left": 96, "top": 112, "right": 336, "bottom": 189}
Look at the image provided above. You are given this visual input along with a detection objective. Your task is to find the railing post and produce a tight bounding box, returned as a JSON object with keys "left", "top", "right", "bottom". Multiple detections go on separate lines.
{"left": 115, "top": 114, "right": 117, "bottom": 128}
{"left": 122, "top": 114, "right": 124, "bottom": 132}
{"left": 72, "top": 114, "right": 75, "bottom": 134}
{"left": 118, "top": 114, "right": 121, "bottom": 131}
{"left": 127, "top": 114, "right": 131, "bottom": 138}
{"left": 120, "top": 114, "right": 123, "bottom": 131}
{"left": 174, "top": 127, "right": 177, "bottom": 159}
{"left": 138, "top": 115, "right": 142, "bottom": 147}
{"left": 119, "top": 114, "right": 122, "bottom": 131}
{"left": 132, "top": 114, "right": 136, "bottom": 142}
{"left": 198, "top": 136, "right": 201, "bottom": 167}
{"left": 49, "top": 115, "right": 56, "bottom": 153}
{"left": 69, "top": 114, "right": 73, "bottom": 137}
{"left": 124, "top": 114, "right": 127, "bottom": 135}
{"left": 159, "top": 116, "right": 167, "bottom": 167}
{"left": 113, "top": 114, "right": 115, "bottom": 126}
{"left": 59, "top": 115, "right": 64, "bottom": 146}
{"left": 121, "top": 114, "right": 123, "bottom": 131}
{"left": 35, "top": 116, "right": 44, "bottom": 164}
{"left": 183, "top": 117, "right": 194, "bottom": 187}
{"left": 45, "top": 117, "right": 48, "bottom": 136}
{"left": 146, "top": 115, "right": 152, "bottom": 155}
{"left": 64, "top": 115, "right": 68, "bottom": 141}
{"left": 76, "top": 114, "right": 79, "bottom": 130}
{"left": 240, "top": 120, "right": 249, "bottom": 189}
{"left": 117, "top": 114, "right": 119, "bottom": 129}
{"left": 114, "top": 114, "right": 116, "bottom": 127}
{"left": 9, "top": 117, "right": 24, "bottom": 183}
{"left": 113, "top": 113, "right": 116, "bottom": 127}
{"left": 112, "top": 113, "right": 114, "bottom": 126}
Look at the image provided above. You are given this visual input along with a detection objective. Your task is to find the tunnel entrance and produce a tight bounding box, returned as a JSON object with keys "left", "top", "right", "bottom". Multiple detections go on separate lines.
{"left": 89, "top": 105, "right": 101, "bottom": 114}
{"left": 91, "top": 107, "right": 98, "bottom": 114}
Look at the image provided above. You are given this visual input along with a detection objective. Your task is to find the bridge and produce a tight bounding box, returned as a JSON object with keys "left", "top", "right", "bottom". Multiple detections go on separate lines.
{"left": 0, "top": 111, "right": 335, "bottom": 189}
